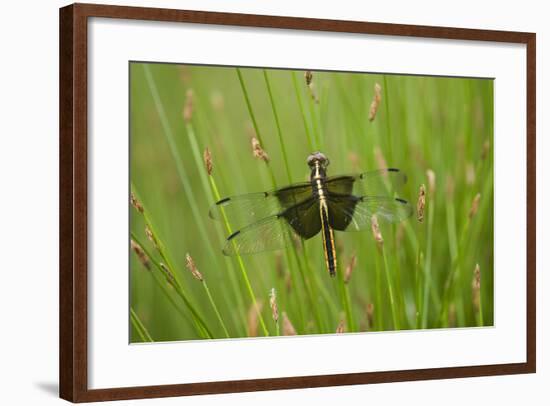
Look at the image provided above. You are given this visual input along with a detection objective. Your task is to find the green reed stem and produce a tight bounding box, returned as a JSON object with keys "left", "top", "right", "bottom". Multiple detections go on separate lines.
{"left": 208, "top": 176, "right": 269, "bottom": 336}
{"left": 263, "top": 69, "right": 293, "bottom": 186}
{"left": 202, "top": 281, "right": 230, "bottom": 338}
{"left": 130, "top": 307, "right": 154, "bottom": 342}
{"left": 288, "top": 242, "right": 325, "bottom": 332}
{"left": 415, "top": 251, "right": 424, "bottom": 329}
{"left": 291, "top": 71, "right": 315, "bottom": 151}
{"left": 373, "top": 253, "right": 383, "bottom": 330}
{"left": 183, "top": 118, "right": 248, "bottom": 333}
{"left": 439, "top": 218, "right": 471, "bottom": 326}
{"left": 477, "top": 288, "right": 484, "bottom": 327}
{"left": 264, "top": 69, "right": 330, "bottom": 331}
{"left": 237, "top": 68, "right": 263, "bottom": 145}
{"left": 132, "top": 237, "right": 204, "bottom": 338}
{"left": 140, "top": 216, "right": 214, "bottom": 337}
{"left": 149, "top": 268, "right": 202, "bottom": 336}
{"left": 142, "top": 65, "right": 224, "bottom": 272}
{"left": 188, "top": 92, "right": 251, "bottom": 334}
{"left": 446, "top": 206, "right": 459, "bottom": 262}
{"left": 382, "top": 75, "right": 394, "bottom": 163}
{"left": 392, "top": 234, "right": 406, "bottom": 328}
{"left": 421, "top": 194, "right": 435, "bottom": 329}
{"left": 131, "top": 232, "right": 212, "bottom": 338}
{"left": 306, "top": 86, "right": 321, "bottom": 149}
{"left": 283, "top": 252, "right": 306, "bottom": 331}
{"left": 185, "top": 123, "right": 214, "bottom": 201}
{"left": 381, "top": 247, "right": 400, "bottom": 330}
{"left": 131, "top": 184, "right": 214, "bottom": 339}
{"left": 236, "top": 68, "right": 277, "bottom": 188}
{"left": 338, "top": 269, "right": 356, "bottom": 332}
{"left": 335, "top": 75, "right": 365, "bottom": 141}
{"left": 130, "top": 317, "right": 148, "bottom": 343}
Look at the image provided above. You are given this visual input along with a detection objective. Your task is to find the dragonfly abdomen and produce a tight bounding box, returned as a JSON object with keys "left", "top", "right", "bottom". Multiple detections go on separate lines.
{"left": 319, "top": 201, "right": 337, "bottom": 276}
{"left": 311, "top": 160, "right": 337, "bottom": 276}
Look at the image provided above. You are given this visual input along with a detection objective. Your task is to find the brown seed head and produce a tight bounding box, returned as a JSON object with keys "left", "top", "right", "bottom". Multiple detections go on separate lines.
{"left": 145, "top": 225, "right": 159, "bottom": 251}
{"left": 426, "top": 169, "right": 436, "bottom": 195}
{"left": 251, "top": 136, "right": 270, "bottom": 163}
{"left": 182, "top": 89, "right": 194, "bottom": 123}
{"left": 344, "top": 254, "right": 357, "bottom": 284}
{"left": 371, "top": 215, "right": 384, "bottom": 248}
{"left": 336, "top": 317, "right": 346, "bottom": 334}
{"left": 481, "top": 140, "right": 491, "bottom": 160}
{"left": 472, "top": 264, "right": 481, "bottom": 311}
{"left": 282, "top": 312, "right": 297, "bottom": 336}
{"left": 203, "top": 147, "right": 213, "bottom": 176}
{"left": 368, "top": 83, "right": 382, "bottom": 122}
{"left": 130, "top": 239, "right": 151, "bottom": 270}
{"left": 417, "top": 184, "right": 426, "bottom": 223}
{"left": 305, "top": 70, "right": 313, "bottom": 86}
{"left": 130, "top": 192, "right": 144, "bottom": 214}
{"left": 185, "top": 253, "right": 203, "bottom": 282}
{"left": 269, "top": 288, "right": 279, "bottom": 323}
{"left": 468, "top": 193, "right": 481, "bottom": 220}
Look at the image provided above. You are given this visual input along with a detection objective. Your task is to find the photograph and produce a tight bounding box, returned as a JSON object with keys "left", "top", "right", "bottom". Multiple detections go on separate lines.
{"left": 129, "top": 62, "right": 494, "bottom": 342}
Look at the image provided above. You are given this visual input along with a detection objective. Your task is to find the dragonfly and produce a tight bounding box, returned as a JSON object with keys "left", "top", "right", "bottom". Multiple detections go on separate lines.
{"left": 209, "top": 152, "right": 412, "bottom": 277}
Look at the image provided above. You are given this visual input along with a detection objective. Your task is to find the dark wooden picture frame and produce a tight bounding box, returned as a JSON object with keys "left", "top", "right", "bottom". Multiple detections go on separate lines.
{"left": 59, "top": 3, "right": 536, "bottom": 402}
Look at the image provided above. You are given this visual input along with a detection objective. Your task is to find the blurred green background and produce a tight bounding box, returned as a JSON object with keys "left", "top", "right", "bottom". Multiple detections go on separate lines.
{"left": 129, "top": 62, "right": 493, "bottom": 342}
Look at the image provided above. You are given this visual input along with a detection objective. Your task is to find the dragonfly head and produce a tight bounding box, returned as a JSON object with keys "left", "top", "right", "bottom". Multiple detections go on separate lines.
{"left": 307, "top": 152, "right": 330, "bottom": 169}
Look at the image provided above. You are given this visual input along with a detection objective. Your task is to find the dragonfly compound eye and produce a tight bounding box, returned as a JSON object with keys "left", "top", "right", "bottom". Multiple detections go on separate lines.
{"left": 307, "top": 151, "right": 329, "bottom": 168}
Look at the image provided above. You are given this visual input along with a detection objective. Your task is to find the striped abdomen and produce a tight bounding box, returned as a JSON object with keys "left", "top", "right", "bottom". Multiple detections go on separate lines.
{"left": 319, "top": 201, "right": 337, "bottom": 276}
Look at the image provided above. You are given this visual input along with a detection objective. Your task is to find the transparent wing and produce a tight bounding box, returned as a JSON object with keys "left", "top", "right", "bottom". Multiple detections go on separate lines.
{"left": 327, "top": 194, "right": 413, "bottom": 232}
{"left": 209, "top": 182, "right": 312, "bottom": 230}
{"left": 326, "top": 168, "right": 407, "bottom": 197}
{"left": 223, "top": 198, "right": 321, "bottom": 255}
{"left": 222, "top": 216, "right": 298, "bottom": 256}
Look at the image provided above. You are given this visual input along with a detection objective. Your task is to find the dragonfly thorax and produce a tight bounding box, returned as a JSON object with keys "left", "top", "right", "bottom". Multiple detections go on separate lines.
{"left": 309, "top": 162, "right": 329, "bottom": 203}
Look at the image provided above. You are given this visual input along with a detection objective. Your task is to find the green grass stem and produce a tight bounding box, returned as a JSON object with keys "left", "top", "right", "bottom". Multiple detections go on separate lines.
{"left": 208, "top": 175, "right": 270, "bottom": 336}
{"left": 291, "top": 71, "right": 316, "bottom": 151}
{"left": 382, "top": 247, "right": 400, "bottom": 330}
{"left": 131, "top": 232, "right": 212, "bottom": 338}
{"left": 202, "top": 281, "right": 230, "bottom": 338}
{"left": 421, "top": 193, "right": 435, "bottom": 329}
{"left": 130, "top": 307, "right": 154, "bottom": 342}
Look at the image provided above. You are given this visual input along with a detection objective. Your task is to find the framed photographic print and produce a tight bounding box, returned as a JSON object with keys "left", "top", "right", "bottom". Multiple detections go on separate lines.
{"left": 59, "top": 3, "right": 536, "bottom": 402}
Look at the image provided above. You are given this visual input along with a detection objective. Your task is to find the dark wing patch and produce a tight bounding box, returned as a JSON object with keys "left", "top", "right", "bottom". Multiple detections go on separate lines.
{"left": 327, "top": 195, "right": 360, "bottom": 231}
{"left": 209, "top": 182, "right": 312, "bottom": 230}
{"left": 280, "top": 197, "right": 321, "bottom": 239}
{"left": 275, "top": 183, "right": 314, "bottom": 207}
{"left": 222, "top": 196, "right": 322, "bottom": 255}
